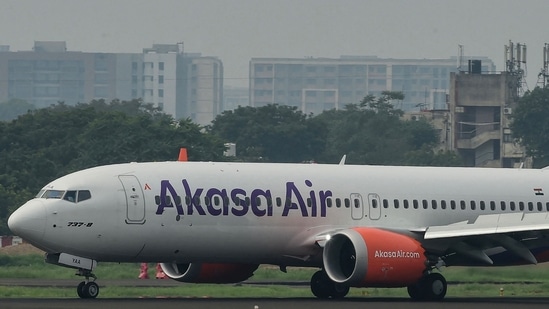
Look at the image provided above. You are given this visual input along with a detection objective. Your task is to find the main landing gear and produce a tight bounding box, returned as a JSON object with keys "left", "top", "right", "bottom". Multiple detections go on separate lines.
{"left": 310, "top": 270, "right": 350, "bottom": 299}
{"left": 407, "top": 272, "right": 447, "bottom": 301}
{"left": 75, "top": 268, "right": 99, "bottom": 299}
{"left": 309, "top": 269, "right": 447, "bottom": 301}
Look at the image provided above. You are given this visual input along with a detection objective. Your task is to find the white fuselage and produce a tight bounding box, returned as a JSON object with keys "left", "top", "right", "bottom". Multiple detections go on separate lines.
{"left": 8, "top": 161, "right": 549, "bottom": 266}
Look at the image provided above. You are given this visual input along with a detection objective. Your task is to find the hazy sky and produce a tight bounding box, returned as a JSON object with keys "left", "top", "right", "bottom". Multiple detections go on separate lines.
{"left": 0, "top": 0, "right": 547, "bottom": 88}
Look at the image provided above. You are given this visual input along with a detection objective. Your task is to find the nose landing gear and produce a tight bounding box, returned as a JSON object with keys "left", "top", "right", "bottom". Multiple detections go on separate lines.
{"left": 76, "top": 268, "right": 99, "bottom": 299}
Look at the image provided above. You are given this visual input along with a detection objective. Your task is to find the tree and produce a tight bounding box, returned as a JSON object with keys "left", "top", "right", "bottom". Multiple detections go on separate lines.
{"left": 209, "top": 104, "right": 323, "bottom": 162}
{"left": 511, "top": 87, "right": 549, "bottom": 167}
{"left": 313, "top": 91, "right": 441, "bottom": 165}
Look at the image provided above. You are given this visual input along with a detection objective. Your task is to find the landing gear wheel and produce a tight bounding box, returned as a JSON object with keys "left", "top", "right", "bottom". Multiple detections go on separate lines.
{"left": 407, "top": 273, "right": 447, "bottom": 301}
{"left": 76, "top": 281, "right": 86, "bottom": 298}
{"left": 311, "top": 271, "right": 331, "bottom": 299}
{"left": 310, "top": 270, "right": 350, "bottom": 299}
{"left": 407, "top": 282, "right": 424, "bottom": 300}
{"left": 423, "top": 273, "right": 446, "bottom": 301}
{"left": 75, "top": 268, "right": 99, "bottom": 299}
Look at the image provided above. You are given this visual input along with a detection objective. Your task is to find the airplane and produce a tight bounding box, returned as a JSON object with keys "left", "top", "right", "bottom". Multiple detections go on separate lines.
{"left": 7, "top": 151, "right": 549, "bottom": 300}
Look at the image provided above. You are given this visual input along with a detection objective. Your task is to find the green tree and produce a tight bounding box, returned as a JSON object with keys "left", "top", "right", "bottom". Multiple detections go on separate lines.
{"left": 511, "top": 87, "right": 549, "bottom": 167}
{"left": 313, "top": 91, "right": 440, "bottom": 165}
{"left": 209, "top": 104, "right": 323, "bottom": 162}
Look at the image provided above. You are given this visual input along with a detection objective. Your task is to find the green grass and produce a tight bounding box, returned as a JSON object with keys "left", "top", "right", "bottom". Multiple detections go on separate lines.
{"left": 3, "top": 254, "right": 549, "bottom": 298}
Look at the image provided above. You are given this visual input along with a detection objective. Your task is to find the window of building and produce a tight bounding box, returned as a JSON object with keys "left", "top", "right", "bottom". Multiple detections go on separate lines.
{"left": 159, "top": 75, "right": 164, "bottom": 84}
{"left": 159, "top": 62, "right": 164, "bottom": 71}
{"left": 158, "top": 89, "right": 164, "bottom": 98}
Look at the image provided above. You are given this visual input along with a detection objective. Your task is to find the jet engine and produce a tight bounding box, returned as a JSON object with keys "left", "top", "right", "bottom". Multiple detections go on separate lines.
{"left": 323, "top": 228, "right": 427, "bottom": 287}
{"left": 160, "top": 262, "right": 259, "bottom": 283}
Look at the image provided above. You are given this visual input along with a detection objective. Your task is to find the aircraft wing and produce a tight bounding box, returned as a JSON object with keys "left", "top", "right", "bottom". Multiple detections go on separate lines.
{"left": 413, "top": 212, "right": 549, "bottom": 266}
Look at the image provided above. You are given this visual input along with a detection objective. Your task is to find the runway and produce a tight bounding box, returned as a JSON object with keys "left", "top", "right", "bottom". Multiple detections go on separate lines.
{"left": 1, "top": 279, "right": 549, "bottom": 308}
{"left": 2, "top": 297, "right": 549, "bottom": 309}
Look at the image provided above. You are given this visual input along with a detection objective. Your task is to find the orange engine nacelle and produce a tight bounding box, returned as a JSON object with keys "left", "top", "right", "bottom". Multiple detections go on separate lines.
{"left": 323, "top": 228, "right": 427, "bottom": 287}
{"left": 160, "top": 262, "right": 259, "bottom": 283}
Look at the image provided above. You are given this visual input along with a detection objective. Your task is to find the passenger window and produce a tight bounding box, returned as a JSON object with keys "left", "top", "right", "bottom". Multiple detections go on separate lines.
{"left": 413, "top": 200, "right": 419, "bottom": 209}
{"left": 276, "top": 197, "right": 282, "bottom": 207}
{"left": 528, "top": 202, "right": 533, "bottom": 211}
{"left": 256, "top": 197, "right": 262, "bottom": 206}
{"left": 519, "top": 201, "right": 525, "bottom": 211}
{"left": 440, "top": 200, "right": 446, "bottom": 209}
{"left": 185, "top": 196, "right": 191, "bottom": 206}
{"left": 307, "top": 198, "right": 312, "bottom": 207}
{"left": 460, "top": 200, "right": 466, "bottom": 210}
{"left": 500, "top": 201, "right": 506, "bottom": 211}
{"left": 344, "top": 198, "right": 350, "bottom": 208}
{"left": 63, "top": 191, "right": 77, "bottom": 203}
{"left": 327, "top": 198, "right": 333, "bottom": 208}
{"left": 214, "top": 196, "right": 220, "bottom": 206}
{"left": 422, "top": 200, "right": 428, "bottom": 209}
{"left": 480, "top": 201, "right": 486, "bottom": 211}
{"left": 546, "top": 202, "right": 549, "bottom": 211}
{"left": 155, "top": 195, "right": 161, "bottom": 205}
{"left": 403, "top": 200, "right": 409, "bottom": 209}
{"left": 537, "top": 202, "right": 543, "bottom": 211}
{"left": 354, "top": 199, "right": 360, "bottom": 208}
{"left": 510, "top": 201, "right": 516, "bottom": 211}
{"left": 336, "top": 198, "right": 342, "bottom": 208}
{"left": 165, "top": 196, "right": 173, "bottom": 206}
{"left": 370, "top": 199, "right": 377, "bottom": 208}
{"left": 431, "top": 200, "right": 437, "bottom": 209}
{"left": 174, "top": 196, "right": 182, "bottom": 205}
{"left": 267, "top": 197, "right": 273, "bottom": 207}
{"left": 77, "top": 190, "right": 91, "bottom": 202}
{"left": 384, "top": 199, "right": 390, "bottom": 209}
{"left": 470, "top": 201, "right": 476, "bottom": 210}
{"left": 490, "top": 201, "right": 496, "bottom": 211}
{"left": 450, "top": 200, "right": 456, "bottom": 210}
{"left": 204, "top": 196, "right": 211, "bottom": 206}
{"left": 245, "top": 197, "right": 251, "bottom": 206}
{"left": 392, "top": 199, "right": 398, "bottom": 209}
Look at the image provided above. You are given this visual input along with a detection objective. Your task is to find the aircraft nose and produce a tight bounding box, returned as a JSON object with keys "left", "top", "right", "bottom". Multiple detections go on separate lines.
{"left": 8, "top": 200, "right": 46, "bottom": 243}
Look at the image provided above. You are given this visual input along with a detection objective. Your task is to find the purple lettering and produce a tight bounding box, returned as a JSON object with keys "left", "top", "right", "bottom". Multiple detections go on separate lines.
{"left": 319, "top": 190, "right": 332, "bottom": 217}
{"left": 205, "top": 188, "right": 227, "bottom": 216}
{"left": 251, "top": 189, "right": 272, "bottom": 217}
{"left": 230, "top": 188, "right": 248, "bottom": 216}
{"left": 282, "top": 182, "right": 308, "bottom": 217}
{"left": 156, "top": 180, "right": 184, "bottom": 215}
{"left": 182, "top": 179, "right": 206, "bottom": 215}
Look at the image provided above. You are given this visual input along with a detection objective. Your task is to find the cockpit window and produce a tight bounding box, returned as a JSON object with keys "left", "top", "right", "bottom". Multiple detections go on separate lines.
{"left": 43, "top": 190, "right": 65, "bottom": 199}
{"left": 63, "top": 191, "right": 77, "bottom": 203}
{"left": 78, "top": 190, "right": 92, "bottom": 202}
{"left": 37, "top": 189, "right": 92, "bottom": 203}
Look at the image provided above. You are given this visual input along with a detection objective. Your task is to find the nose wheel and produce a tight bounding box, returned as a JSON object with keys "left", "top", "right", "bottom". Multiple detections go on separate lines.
{"left": 76, "top": 269, "right": 99, "bottom": 299}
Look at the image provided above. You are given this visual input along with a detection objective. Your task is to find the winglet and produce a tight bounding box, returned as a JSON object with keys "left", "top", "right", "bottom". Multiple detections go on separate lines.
{"left": 178, "top": 148, "right": 188, "bottom": 162}
{"left": 338, "top": 155, "right": 346, "bottom": 165}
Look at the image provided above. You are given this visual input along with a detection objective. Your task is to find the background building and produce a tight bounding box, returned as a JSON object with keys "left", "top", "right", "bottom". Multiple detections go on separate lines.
{"left": 448, "top": 62, "right": 524, "bottom": 168}
{"left": 249, "top": 56, "right": 496, "bottom": 115}
{"left": 0, "top": 41, "right": 223, "bottom": 126}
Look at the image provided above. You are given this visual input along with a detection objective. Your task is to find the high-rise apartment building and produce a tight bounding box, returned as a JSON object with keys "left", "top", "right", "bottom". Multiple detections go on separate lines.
{"left": 249, "top": 56, "right": 496, "bottom": 114}
{"left": 0, "top": 42, "right": 223, "bottom": 125}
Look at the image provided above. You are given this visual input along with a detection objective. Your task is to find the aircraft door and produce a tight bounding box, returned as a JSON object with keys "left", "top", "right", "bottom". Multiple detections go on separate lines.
{"left": 368, "top": 193, "right": 381, "bottom": 220}
{"left": 350, "top": 193, "right": 364, "bottom": 220}
{"left": 118, "top": 175, "right": 146, "bottom": 224}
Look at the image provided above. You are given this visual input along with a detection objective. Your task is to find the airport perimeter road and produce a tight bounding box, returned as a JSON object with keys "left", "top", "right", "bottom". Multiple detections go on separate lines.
{"left": 2, "top": 297, "right": 549, "bottom": 309}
